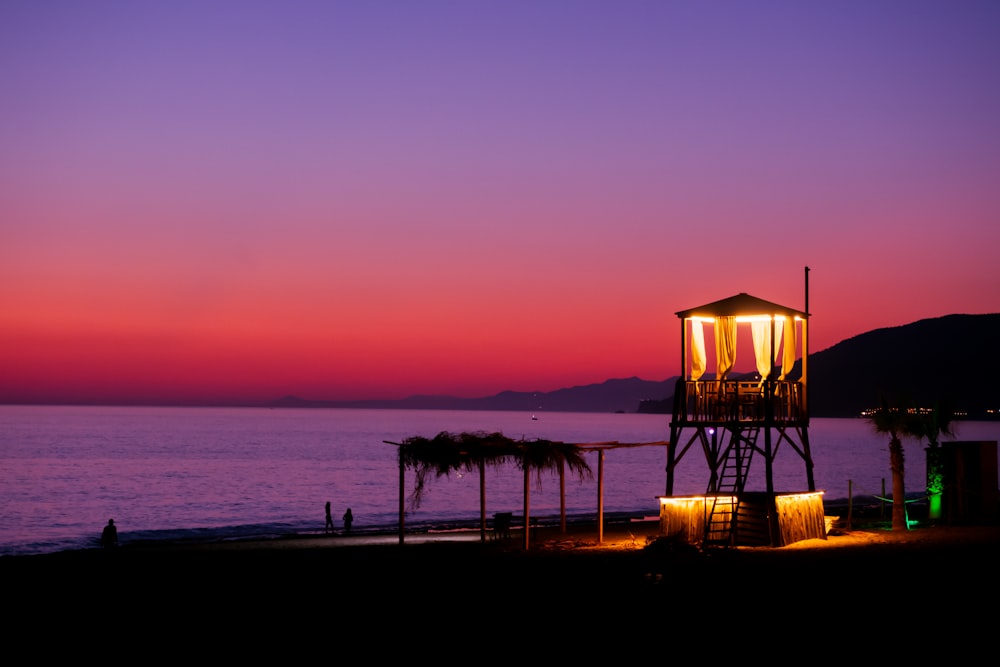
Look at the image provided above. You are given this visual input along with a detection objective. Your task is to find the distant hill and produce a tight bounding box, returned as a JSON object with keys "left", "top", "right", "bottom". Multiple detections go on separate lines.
{"left": 272, "top": 376, "right": 678, "bottom": 414}
{"left": 274, "top": 313, "right": 1000, "bottom": 418}
{"left": 806, "top": 313, "right": 1000, "bottom": 418}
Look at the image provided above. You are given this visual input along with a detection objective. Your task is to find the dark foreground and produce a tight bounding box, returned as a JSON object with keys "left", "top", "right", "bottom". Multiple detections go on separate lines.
{"left": 6, "top": 521, "right": 1000, "bottom": 655}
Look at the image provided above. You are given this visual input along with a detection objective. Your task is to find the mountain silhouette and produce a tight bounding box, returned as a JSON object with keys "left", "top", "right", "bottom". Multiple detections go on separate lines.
{"left": 274, "top": 376, "right": 677, "bottom": 414}
{"left": 806, "top": 313, "right": 1000, "bottom": 418}
{"left": 275, "top": 313, "right": 1000, "bottom": 418}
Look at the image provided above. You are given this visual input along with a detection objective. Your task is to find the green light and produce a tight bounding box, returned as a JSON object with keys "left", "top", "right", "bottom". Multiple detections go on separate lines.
{"left": 928, "top": 493, "right": 942, "bottom": 519}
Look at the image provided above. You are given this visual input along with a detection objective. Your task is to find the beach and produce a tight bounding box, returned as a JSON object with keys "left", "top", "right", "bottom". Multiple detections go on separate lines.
{"left": 7, "top": 517, "right": 1000, "bottom": 653}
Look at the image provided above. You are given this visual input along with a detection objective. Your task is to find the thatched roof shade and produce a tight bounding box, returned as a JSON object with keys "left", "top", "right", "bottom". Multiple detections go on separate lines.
{"left": 397, "top": 431, "right": 592, "bottom": 509}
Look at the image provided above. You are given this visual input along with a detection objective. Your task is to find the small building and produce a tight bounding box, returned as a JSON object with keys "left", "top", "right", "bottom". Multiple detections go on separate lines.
{"left": 659, "top": 290, "right": 826, "bottom": 547}
{"left": 936, "top": 440, "right": 999, "bottom": 524}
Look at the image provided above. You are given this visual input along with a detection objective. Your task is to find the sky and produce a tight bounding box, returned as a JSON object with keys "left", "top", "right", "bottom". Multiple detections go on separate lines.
{"left": 2, "top": 1, "right": 999, "bottom": 406}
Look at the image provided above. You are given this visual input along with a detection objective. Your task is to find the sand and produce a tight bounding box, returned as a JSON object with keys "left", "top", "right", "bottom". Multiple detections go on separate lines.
{"left": 6, "top": 519, "right": 999, "bottom": 652}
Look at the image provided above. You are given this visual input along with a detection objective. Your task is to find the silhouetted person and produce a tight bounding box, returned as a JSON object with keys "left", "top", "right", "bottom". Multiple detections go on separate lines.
{"left": 325, "top": 501, "right": 334, "bottom": 534}
{"left": 101, "top": 518, "right": 118, "bottom": 548}
{"left": 342, "top": 507, "right": 353, "bottom": 535}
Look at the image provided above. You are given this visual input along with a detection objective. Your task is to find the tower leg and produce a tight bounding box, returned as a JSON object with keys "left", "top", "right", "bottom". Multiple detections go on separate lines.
{"left": 802, "top": 428, "right": 815, "bottom": 491}
{"left": 666, "top": 424, "right": 679, "bottom": 496}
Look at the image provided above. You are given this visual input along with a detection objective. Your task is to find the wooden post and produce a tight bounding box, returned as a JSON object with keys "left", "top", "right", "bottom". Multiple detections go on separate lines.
{"left": 479, "top": 460, "right": 486, "bottom": 543}
{"left": 598, "top": 449, "right": 605, "bottom": 544}
{"left": 764, "top": 426, "right": 779, "bottom": 546}
{"left": 881, "top": 478, "right": 886, "bottom": 519}
{"left": 847, "top": 479, "right": 853, "bottom": 530}
{"left": 523, "top": 464, "right": 531, "bottom": 550}
{"left": 803, "top": 266, "right": 809, "bottom": 418}
{"left": 398, "top": 446, "right": 405, "bottom": 545}
{"left": 559, "top": 459, "right": 566, "bottom": 533}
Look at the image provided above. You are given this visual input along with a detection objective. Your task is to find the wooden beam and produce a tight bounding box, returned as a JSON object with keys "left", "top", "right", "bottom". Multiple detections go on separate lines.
{"left": 479, "top": 460, "right": 486, "bottom": 543}
{"left": 523, "top": 464, "right": 530, "bottom": 550}
{"left": 598, "top": 449, "right": 605, "bottom": 543}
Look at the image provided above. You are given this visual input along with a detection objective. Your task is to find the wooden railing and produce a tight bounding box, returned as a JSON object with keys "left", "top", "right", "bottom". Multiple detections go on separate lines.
{"left": 673, "top": 379, "right": 804, "bottom": 424}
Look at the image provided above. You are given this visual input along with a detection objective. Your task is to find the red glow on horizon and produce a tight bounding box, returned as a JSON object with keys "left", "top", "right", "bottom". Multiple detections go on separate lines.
{"left": 2, "top": 3, "right": 999, "bottom": 405}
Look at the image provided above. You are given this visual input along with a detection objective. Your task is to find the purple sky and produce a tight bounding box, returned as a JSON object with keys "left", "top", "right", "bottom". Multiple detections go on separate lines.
{"left": 2, "top": 1, "right": 999, "bottom": 404}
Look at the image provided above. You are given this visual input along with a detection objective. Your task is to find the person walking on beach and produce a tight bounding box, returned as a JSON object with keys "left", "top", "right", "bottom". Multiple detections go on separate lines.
{"left": 342, "top": 507, "right": 353, "bottom": 535}
{"left": 325, "top": 501, "right": 334, "bottom": 534}
{"left": 101, "top": 518, "right": 118, "bottom": 548}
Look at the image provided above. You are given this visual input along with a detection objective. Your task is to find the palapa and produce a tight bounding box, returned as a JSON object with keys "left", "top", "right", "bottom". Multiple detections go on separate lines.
{"left": 389, "top": 431, "right": 592, "bottom": 547}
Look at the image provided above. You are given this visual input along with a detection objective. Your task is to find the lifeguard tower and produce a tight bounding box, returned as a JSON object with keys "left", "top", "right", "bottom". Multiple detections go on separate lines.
{"left": 659, "top": 286, "right": 826, "bottom": 547}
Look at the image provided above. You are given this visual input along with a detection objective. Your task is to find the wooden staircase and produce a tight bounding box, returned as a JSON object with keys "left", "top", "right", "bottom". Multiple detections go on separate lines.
{"left": 704, "top": 427, "right": 760, "bottom": 547}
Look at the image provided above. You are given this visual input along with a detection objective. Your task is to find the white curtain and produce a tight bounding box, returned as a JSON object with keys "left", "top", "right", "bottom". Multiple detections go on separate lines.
{"left": 715, "top": 316, "right": 737, "bottom": 380}
{"left": 751, "top": 320, "right": 771, "bottom": 382}
{"left": 780, "top": 316, "right": 796, "bottom": 379}
{"left": 774, "top": 318, "right": 784, "bottom": 373}
{"left": 690, "top": 320, "right": 706, "bottom": 381}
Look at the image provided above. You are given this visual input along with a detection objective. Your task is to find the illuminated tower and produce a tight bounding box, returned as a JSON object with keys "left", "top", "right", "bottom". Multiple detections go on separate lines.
{"left": 662, "top": 288, "right": 825, "bottom": 547}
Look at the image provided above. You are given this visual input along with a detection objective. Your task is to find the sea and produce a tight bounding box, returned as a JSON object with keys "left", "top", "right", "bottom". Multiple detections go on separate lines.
{"left": 2, "top": 405, "right": 998, "bottom": 557}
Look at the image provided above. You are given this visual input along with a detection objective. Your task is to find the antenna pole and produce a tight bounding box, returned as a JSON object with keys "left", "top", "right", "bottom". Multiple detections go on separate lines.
{"left": 804, "top": 265, "right": 809, "bottom": 316}
{"left": 803, "top": 266, "right": 810, "bottom": 418}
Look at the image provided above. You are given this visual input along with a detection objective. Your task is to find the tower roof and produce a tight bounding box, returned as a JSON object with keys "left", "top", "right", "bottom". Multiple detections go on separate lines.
{"left": 675, "top": 292, "right": 807, "bottom": 319}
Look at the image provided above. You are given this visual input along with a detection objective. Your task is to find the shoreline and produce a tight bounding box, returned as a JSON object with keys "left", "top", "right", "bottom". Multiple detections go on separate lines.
{"left": 7, "top": 513, "right": 1000, "bottom": 561}
{"left": 0, "top": 493, "right": 904, "bottom": 559}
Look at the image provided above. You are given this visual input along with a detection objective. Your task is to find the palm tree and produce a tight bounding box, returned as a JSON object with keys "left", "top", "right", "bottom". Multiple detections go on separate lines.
{"left": 866, "top": 396, "right": 921, "bottom": 531}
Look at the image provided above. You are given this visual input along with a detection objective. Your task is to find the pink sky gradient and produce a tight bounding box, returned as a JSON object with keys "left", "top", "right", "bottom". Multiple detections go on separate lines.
{"left": 2, "top": 1, "right": 999, "bottom": 405}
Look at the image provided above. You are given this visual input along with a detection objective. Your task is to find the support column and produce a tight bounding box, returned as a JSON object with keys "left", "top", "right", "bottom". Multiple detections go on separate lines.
{"left": 598, "top": 450, "right": 605, "bottom": 544}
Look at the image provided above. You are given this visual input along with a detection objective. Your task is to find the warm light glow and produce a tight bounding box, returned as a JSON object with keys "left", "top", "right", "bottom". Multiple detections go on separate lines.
{"left": 686, "top": 315, "right": 804, "bottom": 323}
{"left": 659, "top": 494, "right": 736, "bottom": 506}
{"left": 660, "top": 491, "right": 824, "bottom": 506}
{"left": 775, "top": 491, "right": 825, "bottom": 502}
{"left": 735, "top": 315, "right": 778, "bottom": 323}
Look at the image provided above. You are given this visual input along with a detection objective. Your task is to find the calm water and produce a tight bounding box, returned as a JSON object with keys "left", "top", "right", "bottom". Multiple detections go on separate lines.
{"left": 2, "top": 405, "right": 998, "bottom": 557}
